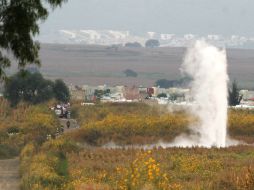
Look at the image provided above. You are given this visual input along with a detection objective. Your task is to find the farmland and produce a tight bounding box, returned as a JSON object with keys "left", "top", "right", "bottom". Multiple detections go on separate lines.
{"left": 34, "top": 44, "right": 254, "bottom": 89}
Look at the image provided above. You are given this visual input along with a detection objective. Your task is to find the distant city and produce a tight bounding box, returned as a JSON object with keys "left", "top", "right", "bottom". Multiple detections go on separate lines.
{"left": 38, "top": 29, "right": 254, "bottom": 49}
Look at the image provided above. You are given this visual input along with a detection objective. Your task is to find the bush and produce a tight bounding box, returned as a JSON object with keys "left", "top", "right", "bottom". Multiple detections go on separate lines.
{"left": 20, "top": 138, "right": 78, "bottom": 190}
{"left": 69, "top": 113, "right": 190, "bottom": 146}
{"left": 123, "top": 69, "right": 138, "bottom": 77}
{"left": 125, "top": 42, "right": 142, "bottom": 48}
{"left": 0, "top": 144, "right": 19, "bottom": 159}
{"left": 157, "top": 93, "right": 167, "bottom": 98}
{"left": 145, "top": 39, "right": 160, "bottom": 48}
{"left": 41, "top": 138, "right": 79, "bottom": 155}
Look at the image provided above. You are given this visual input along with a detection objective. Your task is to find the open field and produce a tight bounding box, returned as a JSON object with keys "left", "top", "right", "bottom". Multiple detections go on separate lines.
{"left": 23, "top": 44, "right": 254, "bottom": 88}
{"left": 68, "top": 103, "right": 254, "bottom": 145}
{"left": 65, "top": 146, "right": 254, "bottom": 190}
{"left": 1, "top": 100, "right": 254, "bottom": 189}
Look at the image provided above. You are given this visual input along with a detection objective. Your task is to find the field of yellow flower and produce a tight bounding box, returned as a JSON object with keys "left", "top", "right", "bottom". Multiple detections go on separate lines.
{"left": 0, "top": 98, "right": 60, "bottom": 158}
{"left": 2, "top": 99, "right": 254, "bottom": 189}
{"left": 69, "top": 103, "right": 254, "bottom": 145}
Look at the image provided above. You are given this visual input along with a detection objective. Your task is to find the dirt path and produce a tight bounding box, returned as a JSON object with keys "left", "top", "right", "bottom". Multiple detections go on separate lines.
{"left": 0, "top": 158, "right": 20, "bottom": 190}
{"left": 59, "top": 118, "right": 80, "bottom": 133}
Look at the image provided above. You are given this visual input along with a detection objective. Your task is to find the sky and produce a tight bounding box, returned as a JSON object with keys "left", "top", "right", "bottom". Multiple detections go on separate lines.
{"left": 39, "top": 0, "right": 254, "bottom": 36}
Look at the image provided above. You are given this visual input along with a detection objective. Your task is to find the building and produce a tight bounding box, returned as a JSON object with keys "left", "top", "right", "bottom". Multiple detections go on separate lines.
{"left": 240, "top": 90, "right": 254, "bottom": 106}
{"left": 82, "top": 85, "right": 97, "bottom": 101}
{"left": 124, "top": 86, "right": 140, "bottom": 101}
{"left": 69, "top": 84, "right": 85, "bottom": 101}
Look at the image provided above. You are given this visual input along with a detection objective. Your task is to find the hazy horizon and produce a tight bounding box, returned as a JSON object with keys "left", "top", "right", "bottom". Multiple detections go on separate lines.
{"left": 39, "top": 0, "right": 254, "bottom": 36}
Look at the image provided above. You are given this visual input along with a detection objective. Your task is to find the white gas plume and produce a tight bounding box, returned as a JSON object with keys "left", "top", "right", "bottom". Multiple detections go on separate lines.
{"left": 171, "top": 40, "right": 229, "bottom": 148}
{"left": 102, "top": 40, "right": 239, "bottom": 150}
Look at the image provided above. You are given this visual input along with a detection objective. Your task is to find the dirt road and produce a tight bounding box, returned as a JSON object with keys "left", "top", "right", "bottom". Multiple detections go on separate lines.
{"left": 59, "top": 118, "right": 79, "bottom": 133}
{"left": 0, "top": 158, "right": 20, "bottom": 190}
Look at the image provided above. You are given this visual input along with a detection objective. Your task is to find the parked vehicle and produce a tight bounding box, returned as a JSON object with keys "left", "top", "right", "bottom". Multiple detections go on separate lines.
{"left": 52, "top": 104, "right": 71, "bottom": 119}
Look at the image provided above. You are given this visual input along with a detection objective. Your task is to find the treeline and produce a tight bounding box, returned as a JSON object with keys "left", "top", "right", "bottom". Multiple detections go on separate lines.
{"left": 155, "top": 77, "right": 192, "bottom": 88}
{"left": 4, "top": 70, "right": 70, "bottom": 106}
{"left": 124, "top": 39, "right": 160, "bottom": 48}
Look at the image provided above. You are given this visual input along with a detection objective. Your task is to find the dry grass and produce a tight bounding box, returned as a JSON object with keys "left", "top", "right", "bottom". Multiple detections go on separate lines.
{"left": 0, "top": 100, "right": 253, "bottom": 189}
{"left": 69, "top": 103, "right": 254, "bottom": 145}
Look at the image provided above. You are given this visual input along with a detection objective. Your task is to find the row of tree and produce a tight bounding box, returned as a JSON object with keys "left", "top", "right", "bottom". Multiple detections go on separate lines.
{"left": 125, "top": 39, "right": 160, "bottom": 48}
{"left": 4, "top": 71, "right": 70, "bottom": 107}
{"left": 155, "top": 77, "right": 192, "bottom": 88}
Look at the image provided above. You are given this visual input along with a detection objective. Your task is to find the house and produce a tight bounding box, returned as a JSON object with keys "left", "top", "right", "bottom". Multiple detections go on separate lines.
{"left": 240, "top": 90, "right": 254, "bottom": 101}
{"left": 147, "top": 87, "right": 155, "bottom": 97}
{"left": 240, "top": 90, "right": 254, "bottom": 106}
{"left": 124, "top": 86, "right": 140, "bottom": 101}
{"left": 82, "top": 85, "right": 97, "bottom": 101}
{"left": 166, "top": 88, "right": 191, "bottom": 102}
{"left": 138, "top": 86, "right": 149, "bottom": 100}
{"left": 69, "top": 85, "right": 85, "bottom": 101}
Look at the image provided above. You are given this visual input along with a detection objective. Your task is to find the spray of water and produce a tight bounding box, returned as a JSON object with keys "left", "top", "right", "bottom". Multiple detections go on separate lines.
{"left": 102, "top": 40, "right": 239, "bottom": 150}
{"left": 171, "top": 40, "right": 229, "bottom": 148}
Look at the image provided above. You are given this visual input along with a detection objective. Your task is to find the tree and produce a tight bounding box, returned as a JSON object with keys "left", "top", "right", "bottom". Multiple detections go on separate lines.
{"left": 155, "top": 77, "right": 192, "bottom": 88}
{"left": 125, "top": 42, "right": 142, "bottom": 48}
{"left": 157, "top": 93, "right": 167, "bottom": 98}
{"left": 228, "top": 80, "right": 242, "bottom": 106}
{"left": 145, "top": 39, "right": 160, "bottom": 48}
{"left": 94, "top": 89, "right": 104, "bottom": 99}
{"left": 123, "top": 69, "right": 138, "bottom": 77}
{"left": 94, "top": 89, "right": 111, "bottom": 100}
{"left": 0, "top": 0, "right": 67, "bottom": 80}
{"left": 53, "top": 79, "right": 70, "bottom": 103}
{"left": 4, "top": 71, "right": 54, "bottom": 106}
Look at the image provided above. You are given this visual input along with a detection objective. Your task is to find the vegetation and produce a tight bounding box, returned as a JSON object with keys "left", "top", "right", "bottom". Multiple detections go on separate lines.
{"left": 157, "top": 93, "right": 167, "bottom": 98}
{"left": 20, "top": 140, "right": 254, "bottom": 190}
{"left": 0, "top": 0, "right": 67, "bottom": 80}
{"left": 4, "top": 71, "right": 70, "bottom": 106}
{"left": 229, "top": 80, "right": 242, "bottom": 106}
{"left": 123, "top": 69, "right": 138, "bottom": 77}
{"left": 125, "top": 42, "right": 142, "bottom": 48}
{"left": 20, "top": 138, "right": 79, "bottom": 190}
{"left": 0, "top": 98, "right": 60, "bottom": 157}
{"left": 145, "top": 39, "right": 160, "bottom": 48}
{"left": 1, "top": 100, "right": 254, "bottom": 189}
{"left": 94, "top": 89, "right": 111, "bottom": 100}
{"left": 53, "top": 79, "right": 70, "bottom": 103}
{"left": 4, "top": 71, "right": 54, "bottom": 106}
{"left": 65, "top": 146, "right": 254, "bottom": 190}
{"left": 155, "top": 77, "right": 191, "bottom": 88}
{"left": 69, "top": 102, "right": 254, "bottom": 145}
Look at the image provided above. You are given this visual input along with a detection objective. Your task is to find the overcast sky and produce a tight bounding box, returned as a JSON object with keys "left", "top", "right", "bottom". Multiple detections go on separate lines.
{"left": 39, "top": 0, "right": 254, "bottom": 36}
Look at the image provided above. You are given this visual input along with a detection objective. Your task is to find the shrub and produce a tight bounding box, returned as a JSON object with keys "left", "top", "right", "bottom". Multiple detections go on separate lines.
{"left": 0, "top": 144, "right": 19, "bottom": 159}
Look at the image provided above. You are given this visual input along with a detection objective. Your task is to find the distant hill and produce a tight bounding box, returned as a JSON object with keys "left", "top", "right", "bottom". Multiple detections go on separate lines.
{"left": 37, "top": 29, "right": 254, "bottom": 49}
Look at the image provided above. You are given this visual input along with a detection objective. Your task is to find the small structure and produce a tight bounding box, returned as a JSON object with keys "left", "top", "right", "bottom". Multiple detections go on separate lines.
{"left": 69, "top": 84, "right": 85, "bottom": 101}
{"left": 124, "top": 86, "right": 140, "bottom": 101}
{"left": 240, "top": 90, "right": 254, "bottom": 106}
